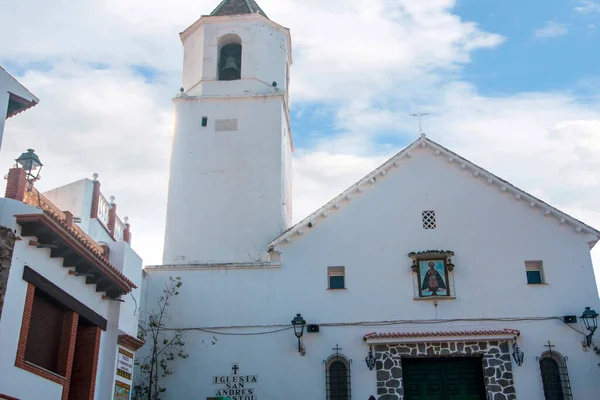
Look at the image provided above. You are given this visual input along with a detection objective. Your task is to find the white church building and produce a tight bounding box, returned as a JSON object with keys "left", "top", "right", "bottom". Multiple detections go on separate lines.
{"left": 141, "top": 1, "right": 600, "bottom": 399}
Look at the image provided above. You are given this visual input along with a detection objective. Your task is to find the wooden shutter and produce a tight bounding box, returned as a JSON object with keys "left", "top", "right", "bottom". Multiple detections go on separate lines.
{"left": 24, "top": 290, "right": 65, "bottom": 373}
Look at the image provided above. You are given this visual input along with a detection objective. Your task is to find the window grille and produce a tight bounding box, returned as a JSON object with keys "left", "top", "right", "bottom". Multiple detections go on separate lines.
{"left": 537, "top": 350, "right": 573, "bottom": 400}
{"left": 422, "top": 210, "right": 436, "bottom": 229}
{"left": 324, "top": 349, "right": 352, "bottom": 400}
{"left": 526, "top": 261, "right": 544, "bottom": 284}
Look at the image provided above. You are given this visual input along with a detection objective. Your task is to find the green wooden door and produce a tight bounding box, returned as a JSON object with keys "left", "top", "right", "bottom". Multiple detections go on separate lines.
{"left": 403, "top": 357, "right": 486, "bottom": 400}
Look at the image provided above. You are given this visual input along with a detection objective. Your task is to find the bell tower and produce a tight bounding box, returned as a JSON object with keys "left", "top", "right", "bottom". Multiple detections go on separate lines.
{"left": 162, "top": 0, "right": 293, "bottom": 265}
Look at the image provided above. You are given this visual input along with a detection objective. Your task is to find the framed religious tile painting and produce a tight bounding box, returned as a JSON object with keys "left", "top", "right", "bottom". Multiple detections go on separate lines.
{"left": 114, "top": 381, "right": 131, "bottom": 400}
{"left": 409, "top": 250, "right": 455, "bottom": 298}
{"left": 418, "top": 259, "right": 449, "bottom": 297}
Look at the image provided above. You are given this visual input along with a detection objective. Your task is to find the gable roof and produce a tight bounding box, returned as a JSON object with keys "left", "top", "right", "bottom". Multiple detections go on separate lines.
{"left": 210, "top": 0, "right": 268, "bottom": 19}
{"left": 0, "top": 65, "right": 39, "bottom": 118}
{"left": 268, "top": 134, "right": 600, "bottom": 250}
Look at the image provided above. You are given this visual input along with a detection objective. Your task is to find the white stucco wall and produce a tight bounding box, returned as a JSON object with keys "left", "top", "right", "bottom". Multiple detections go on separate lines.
{"left": 163, "top": 96, "right": 290, "bottom": 265}
{"left": 110, "top": 241, "right": 143, "bottom": 336}
{"left": 44, "top": 178, "right": 94, "bottom": 231}
{"left": 0, "top": 91, "right": 8, "bottom": 152}
{"left": 181, "top": 15, "right": 290, "bottom": 96}
{"left": 144, "top": 147, "right": 600, "bottom": 399}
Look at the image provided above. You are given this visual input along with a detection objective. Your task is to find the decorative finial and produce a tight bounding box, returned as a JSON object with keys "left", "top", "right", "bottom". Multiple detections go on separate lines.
{"left": 410, "top": 113, "right": 430, "bottom": 137}
{"left": 124, "top": 216, "right": 129, "bottom": 224}
{"left": 179, "top": 87, "right": 184, "bottom": 92}
{"left": 92, "top": 173, "right": 99, "bottom": 181}
{"left": 109, "top": 196, "right": 115, "bottom": 204}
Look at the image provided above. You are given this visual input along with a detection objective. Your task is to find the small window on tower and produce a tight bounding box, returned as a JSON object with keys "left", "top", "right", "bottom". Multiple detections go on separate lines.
{"left": 525, "top": 261, "right": 545, "bottom": 284}
{"left": 218, "top": 34, "right": 242, "bottom": 81}
{"left": 328, "top": 266, "right": 345, "bottom": 290}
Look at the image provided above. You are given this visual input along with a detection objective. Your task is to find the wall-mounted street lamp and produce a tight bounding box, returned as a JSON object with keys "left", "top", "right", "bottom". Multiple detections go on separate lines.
{"left": 511, "top": 337, "right": 524, "bottom": 366}
{"left": 15, "top": 149, "right": 43, "bottom": 183}
{"left": 291, "top": 313, "right": 306, "bottom": 353}
{"left": 365, "top": 347, "right": 376, "bottom": 370}
{"left": 581, "top": 307, "right": 599, "bottom": 347}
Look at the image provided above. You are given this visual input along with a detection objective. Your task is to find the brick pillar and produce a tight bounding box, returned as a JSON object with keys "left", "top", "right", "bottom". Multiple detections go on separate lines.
{"left": 64, "top": 211, "right": 74, "bottom": 226}
{"left": 108, "top": 201, "right": 117, "bottom": 237}
{"left": 90, "top": 175, "right": 100, "bottom": 219}
{"left": 123, "top": 220, "right": 131, "bottom": 245}
{"left": 5, "top": 168, "right": 28, "bottom": 201}
{"left": 15, "top": 284, "right": 36, "bottom": 364}
{"left": 59, "top": 311, "right": 79, "bottom": 400}
{"left": 68, "top": 325, "right": 101, "bottom": 400}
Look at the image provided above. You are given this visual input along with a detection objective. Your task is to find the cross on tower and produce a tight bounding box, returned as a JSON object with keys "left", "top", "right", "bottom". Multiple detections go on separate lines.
{"left": 409, "top": 113, "right": 430, "bottom": 137}
{"left": 231, "top": 363, "right": 239, "bottom": 375}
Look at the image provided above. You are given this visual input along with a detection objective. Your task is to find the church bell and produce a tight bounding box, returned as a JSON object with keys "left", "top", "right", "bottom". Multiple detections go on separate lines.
{"left": 219, "top": 43, "right": 242, "bottom": 81}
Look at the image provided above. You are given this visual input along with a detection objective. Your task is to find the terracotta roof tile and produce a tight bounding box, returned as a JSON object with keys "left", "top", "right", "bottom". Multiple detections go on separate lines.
{"left": 363, "top": 329, "right": 520, "bottom": 340}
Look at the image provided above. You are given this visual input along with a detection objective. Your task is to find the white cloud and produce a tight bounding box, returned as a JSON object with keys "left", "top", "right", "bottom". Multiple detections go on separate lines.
{"left": 534, "top": 21, "right": 569, "bottom": 38}
{"left": 575, "top": 0, "right": 600, "bottom": 14}
{"left": 2, "top": 0, "right": 599, "bottom": 284}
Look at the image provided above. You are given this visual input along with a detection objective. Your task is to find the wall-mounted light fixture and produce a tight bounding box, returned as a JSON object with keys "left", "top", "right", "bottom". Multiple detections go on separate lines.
{"left": 365, "top": 347, "right": 376, "bottom": 370}
{"left": 291, "top": 313, "right": 306, "bottom": 353}
{"left": 581, "top": 307, "right": 599, "bottom": 347}
{"left": 511, "top": 337, "right": 524, "bottom": 366}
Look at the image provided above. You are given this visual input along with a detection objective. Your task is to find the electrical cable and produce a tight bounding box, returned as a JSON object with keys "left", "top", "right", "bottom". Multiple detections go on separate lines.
{"left": 161, "top": 316, "right": 573, "bottom": 336}
{"left": 130, "top": 291, "right": 138, "bottom": 317}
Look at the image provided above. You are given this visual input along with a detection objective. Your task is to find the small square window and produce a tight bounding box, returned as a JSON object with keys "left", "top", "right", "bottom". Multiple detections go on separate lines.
{"left": 422, "top": 210, "right": 436, "bottom": 229}
{"left": 525, "top": 261, "right": 544, "bottom": 284}
{"left": 328, "top": 266, "right": 345, "bottom": 290}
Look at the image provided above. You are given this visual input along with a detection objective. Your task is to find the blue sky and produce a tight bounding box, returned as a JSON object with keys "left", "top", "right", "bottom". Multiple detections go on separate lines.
{"left": 457, "top": 0, "right": 599, "bottom": 94}
{"left": 0, "top": 0, "right": 599, "bottom": 279}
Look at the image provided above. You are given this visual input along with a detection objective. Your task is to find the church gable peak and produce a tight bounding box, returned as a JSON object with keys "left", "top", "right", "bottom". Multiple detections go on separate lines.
{"left": 268, "top": 135, "right": 600, "bottom": 250}
{"left": 210, "top": 0, "right": 268, "bottom": 19}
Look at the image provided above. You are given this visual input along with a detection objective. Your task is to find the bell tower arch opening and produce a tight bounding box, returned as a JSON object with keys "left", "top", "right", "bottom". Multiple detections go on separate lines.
{"left": 218, "top": 34, "right": 242, "bottom": 81}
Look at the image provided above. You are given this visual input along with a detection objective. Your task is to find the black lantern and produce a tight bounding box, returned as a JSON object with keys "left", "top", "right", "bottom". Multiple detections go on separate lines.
{"left": 581, "top": 306, "right": 599, "bottom": 346}
{"left": 511, "top": 337, "right": 524, "bottom": 366}
{"left": 15, "top": 149, "right": 43, "bottom": 182}
{"left": 365, "top": 347, "right": 376, "bottom": 370}
{"left": 291, "top": 313, "right": 306, "bottom": 352}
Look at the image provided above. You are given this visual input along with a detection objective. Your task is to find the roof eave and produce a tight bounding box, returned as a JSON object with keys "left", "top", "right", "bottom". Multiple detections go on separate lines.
{"left": 16, "top": 212, "right": 136, "bottom": 295}
{"left": 268, "top": 135, "right": 600, "bottom": 249}
{"left": 6, "top": 92, "right": 39, "bottom": 119}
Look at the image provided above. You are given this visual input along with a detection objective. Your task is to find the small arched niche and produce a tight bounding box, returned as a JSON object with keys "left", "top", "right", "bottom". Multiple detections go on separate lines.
{"left": 218, "top": 34, "right": 242, "bottom": 81}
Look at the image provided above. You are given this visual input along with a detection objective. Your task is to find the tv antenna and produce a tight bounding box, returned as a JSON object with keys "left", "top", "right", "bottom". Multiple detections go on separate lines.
{"left": 409, "top": 113, "right": 430, "bottom": 137}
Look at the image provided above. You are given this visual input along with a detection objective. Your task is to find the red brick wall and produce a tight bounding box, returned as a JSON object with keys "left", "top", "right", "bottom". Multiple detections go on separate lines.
{"left": 68, "top": 325, "right": 101, "bottom": 400}
{"left": 90, "top": 180, "right": 101, "bottom": 219}
{"left": 123, "top": 224, "right": 131, "bottom": 245}
{"left": 5, "top": 168, "right": 28, "bottom": 202}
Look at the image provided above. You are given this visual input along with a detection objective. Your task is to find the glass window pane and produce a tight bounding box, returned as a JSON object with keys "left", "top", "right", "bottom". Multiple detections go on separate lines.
{"left": 329, "top": 276, "right": 345, "bottom": 289}
{"left": 527, "top": 270, "right": 542, "bottom": 284}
